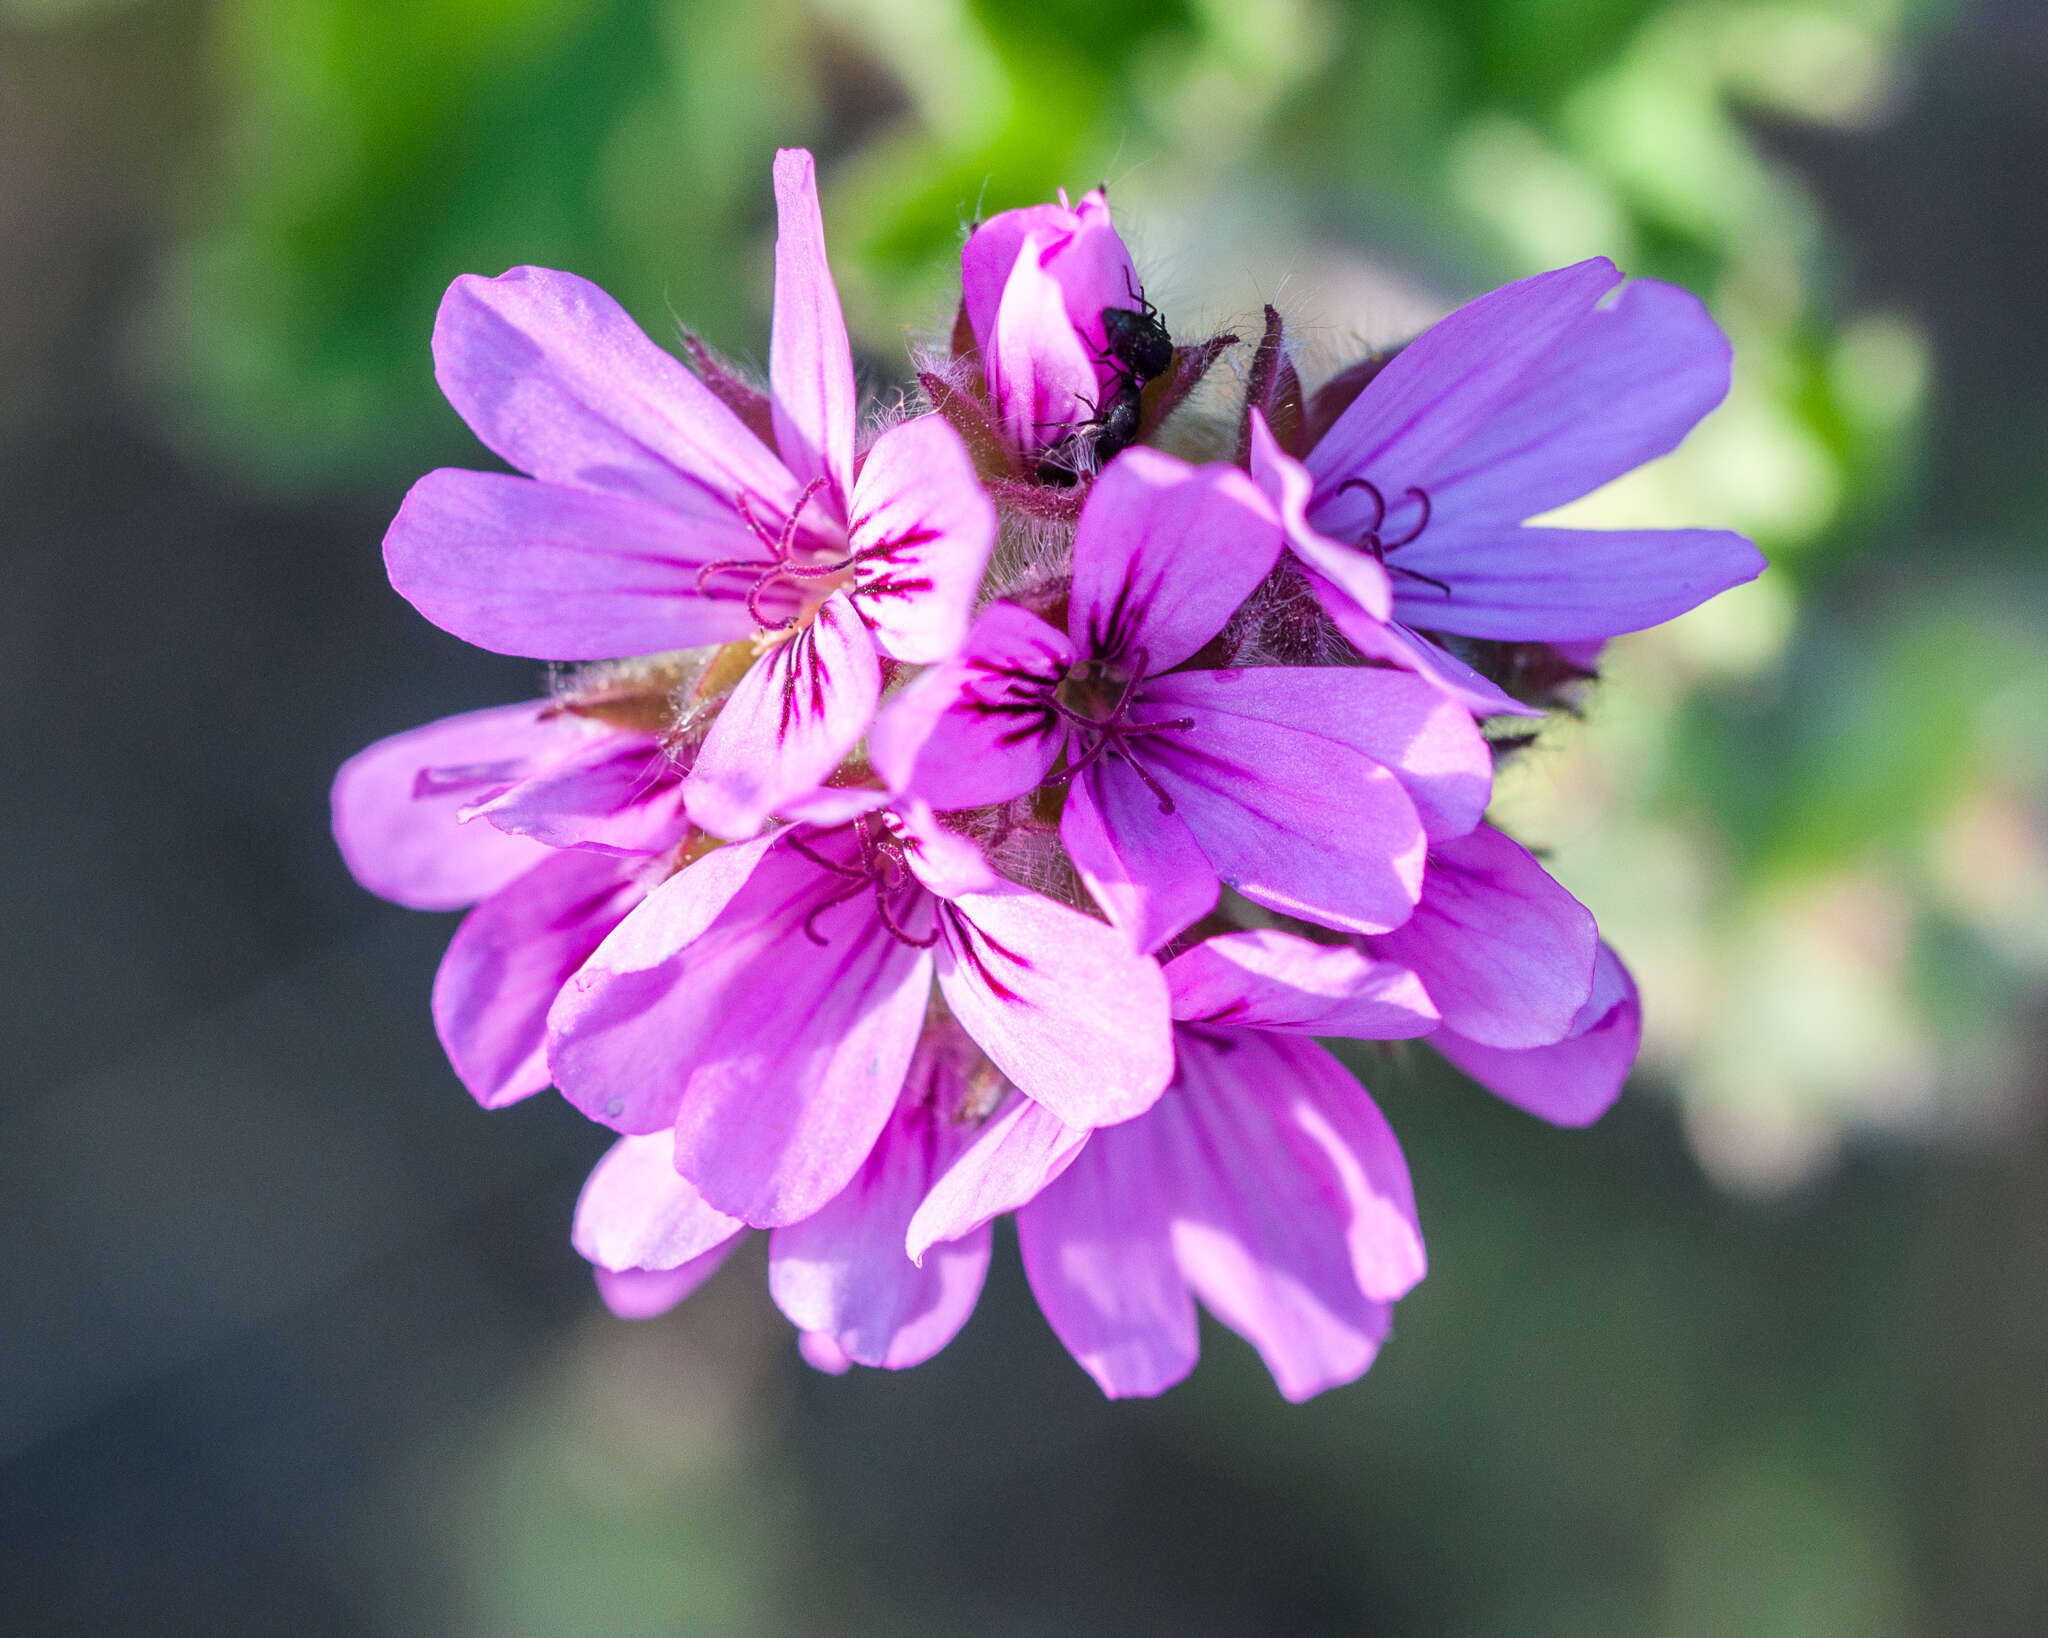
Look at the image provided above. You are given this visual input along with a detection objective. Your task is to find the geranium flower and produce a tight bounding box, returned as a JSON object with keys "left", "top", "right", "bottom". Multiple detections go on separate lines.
{"left": 1247, "top": 259, "right": 1767, "bottom": 714}
{"left": 545, "top": 807, "right": 1174, "bottom": 1227}
{"left": 380, "top": 149, "right": 996, "bottom": 840}
{"left": 331, "top": 701, "right": 689, "bottom": 1108}
{"left": 870, "top": 445, "right": 1493, "bottom": 951}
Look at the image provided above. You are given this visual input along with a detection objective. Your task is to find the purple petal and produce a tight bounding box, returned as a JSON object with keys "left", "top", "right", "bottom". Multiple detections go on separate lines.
{"left": 566, "top": 831, "right": 778, "bottom": 978}
{"left": 1316, "top": 270, "right": 1734, "bottom": 525}
{"left": 1387, "top": 524, "right": 1767, "bottom": 642}
{"left": 769, "top": 149, "right": 857, "bottom": 511}
{"left": 432, "top": 847, "right": 654, "bottom": 1108}
{"left": 1068, "top": 448, "right": 1283, "bottom": 672}
{"left": 1248, "top": 409, "right": 1391, "bottom": 621}
{"left": 330, "top": 703, "right": 560, "bottom": 910}
{"left": 684, "top": 591, "right": 882, "bottom": 839}
{"left": 1432, "top": 943, "right": 1640, "bottom": 1126}
{"left": 1160, "top": 1030, "right": 1404, "bottom": 1401}
{"left": 1315, "top": 598, "right": 1542, "bottom": 719}
{"left": 1306, "top": 259, "right": 1625, "bottom": 526}
{"left": 1146, "top": 664, "right": 1491, "bottom": 840}
{"left": 905, "top": 1093, "right": 1088, "bottom": 1264}
{"left": 593, "top": 1242, "right": 741, "bottom": 1321}
{"left": 768, "top": 1092, "right": 991, "bottom": 1369}
{"left": 962, "top": 203, "right": 1075, "bottom": 359}
{"left": 869, "top": 602, "right": 1073, "bottom": 811}
{"left": 1061, "top": 759, "right": 1218, "bottom": 954}
{"left": 1135, "top": 688, "right": 1429, "bottom": 936}
{"left": 431, "top": 265, "right": 798, "bottom": 518}
{"left": 383, "top": 468, "right": 761, "bottom": 660}
{"left": 934, "top": 878, "right": 1175, "bottom": 1128}
{"left": 572, "top": 1132, "right": 748, "bottom": 1271}
{"left": 463, "top": 732, "right": 686, "bottom": 854}
{"left": 847, "top": 413, "right": 998, "bottom": 663}
{"left": 1365, "top": 824, "right": 1598, "bottom": 1048}
{"left": 1016, "top": 1122, "right": 1199, "bottom": 1399}
{"left": 549, "top": 835, "right": 932, "bottom": 1224}
{"left": 1164, "top": 929, "right": 1437, "bottom": 1039}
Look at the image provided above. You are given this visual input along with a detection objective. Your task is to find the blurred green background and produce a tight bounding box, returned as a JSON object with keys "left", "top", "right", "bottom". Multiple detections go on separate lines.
{"left": 2, "top": 0, "right": 2044, "bottom": 1632}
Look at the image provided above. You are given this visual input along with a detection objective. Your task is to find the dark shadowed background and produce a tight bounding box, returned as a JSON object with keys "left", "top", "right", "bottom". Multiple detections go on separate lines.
{"left": 3, "top": 0, "right": 2045, "bottom": 1632}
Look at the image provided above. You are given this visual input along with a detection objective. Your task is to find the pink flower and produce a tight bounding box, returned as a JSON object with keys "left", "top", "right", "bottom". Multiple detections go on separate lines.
{"left": 904, "top": 929, "right": 1440, "bottom": 1400}
{"left": 545, "top": 807, "right": 1174, "bottom": 1227}
{"left": 960, "top": 186, "right": 1139, "bottom": 457}
{"left": 331, "top": 701, "right": 688, "bottom": 1108}
{"left": 1247, "top": 260, "right": 1767, "bottom": 715}
{"left": 871, "top": 445, "right": 1494, "bottom": 951}
{"left": 380, "top": 150, "right": 997, "bottom": 840}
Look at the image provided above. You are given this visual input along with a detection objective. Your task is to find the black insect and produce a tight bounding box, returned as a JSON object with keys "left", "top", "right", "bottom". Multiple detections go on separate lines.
{"left": 1089, "top": 373, "right": 1146, "bottom": 465}
{"left": 1100, "top": 281, "right": 1173, "bottom": 383}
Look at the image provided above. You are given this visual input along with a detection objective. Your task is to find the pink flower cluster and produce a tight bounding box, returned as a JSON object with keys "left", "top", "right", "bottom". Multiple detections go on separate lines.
{"left": 333, "top": 150, "right": 1761, "bottom": 1399}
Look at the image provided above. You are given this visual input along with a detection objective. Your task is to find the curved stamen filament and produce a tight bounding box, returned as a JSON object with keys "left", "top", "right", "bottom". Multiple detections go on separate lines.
{"left": 1333, "top": 477, "right": 1434, "bottom": 558}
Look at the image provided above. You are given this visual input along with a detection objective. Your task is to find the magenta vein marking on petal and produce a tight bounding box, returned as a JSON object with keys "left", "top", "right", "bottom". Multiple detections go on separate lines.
{"left": 941, "top": 904, "right": 1032, "bottom": 1004}
{"left": 413, "top": 760, "right": 529, "bottom": 797}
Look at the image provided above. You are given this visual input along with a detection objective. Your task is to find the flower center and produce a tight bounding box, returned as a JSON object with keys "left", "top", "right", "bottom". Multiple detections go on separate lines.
{"left": 1046, "top": 650, "right": 1193, "bottom": 814}
{"left": 695, "top": 478, "right": 858, "bottom": 631}
{"left": 785, "top": 815, "right": 940, "bottom": 949}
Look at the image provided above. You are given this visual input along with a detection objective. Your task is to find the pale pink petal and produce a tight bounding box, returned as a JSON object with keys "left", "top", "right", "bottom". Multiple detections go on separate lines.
{"left": 463, "top": 733, "right": 686, "bottom": 854}
{"left": 1060, "top": 759, "right": 1218, "bottom": 954}
{"left": 906, "top": 1093, "right": 1087, "bottom": 1264}
{"left": 1068, "top": 449, "right": 1283, "bottom": 672}
{"left": 933, "top": 878, "right": 1175, "bottom": 1128}
{"left": 1366, "top": 824, "right": 1598, "bottom": 1049}
{"left": 769, "top": 1096, "right": 991, "bottom": 1369}
{"left": 868, "top": 602, "right": 1073, "bottom": 810}
{"left": 383, "top": 468, "right": 761, "bottom": 660}
{"left": 1160, "top": 1032, "right": 1401, "bottom": 1400}
{"left": 847, "top": 413, "right": 998, "bottom": 663}
{"left": 330, "top": 703, "right": 561, "bottom": 910}
{"left": 773, "top": 784, "right": 890, "bottom": 826}
{"left": 1387, "top": 524, "right": 1766, "bottom": 641}
{"left": 432, "top": 848, "right": 654, "bottom": 1108}
{"left": 432, "top": 265, "right": 798, "bottom": 517}
{"left": 769, "top": 149, "right": 857, "bottom": 510}
{"left": 549, "top": 838, "right": 934, "bottom": 1224}
{"left": 572, "top": 1132, "right": 748, "bottom": 1271}
{"left": 1052, "top": 188, "right": 1141, "bottom": 362}
{"left": 894, "top": 802, "right": 1001, "bottom": 898}
{"left": 1247, "top": 408, "right": 1391, "bottom": 621}
{"left": 685, "top": 591, "right": 882, "bottom": 839}
{"left": 1138, "top": 701, "right": 1428, "bottom": 937}
{"left": 989, "top": 233, "right": 1101, "bottom": 453}
{"left": 594, "top": 1243, "right": 740, "bottom": 1320}
{"left": 1432, "top": 943, "right": 1640, "bottom": 1126}
{"left": 1164, "top": 929, "right": 1437, "bottom": 1039}
{"left": 1145, "top": 665, "right": 1492, "bottom": 841}
{"left": 1016, "top": 1121, "right": 1199, "bottom": 1399}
